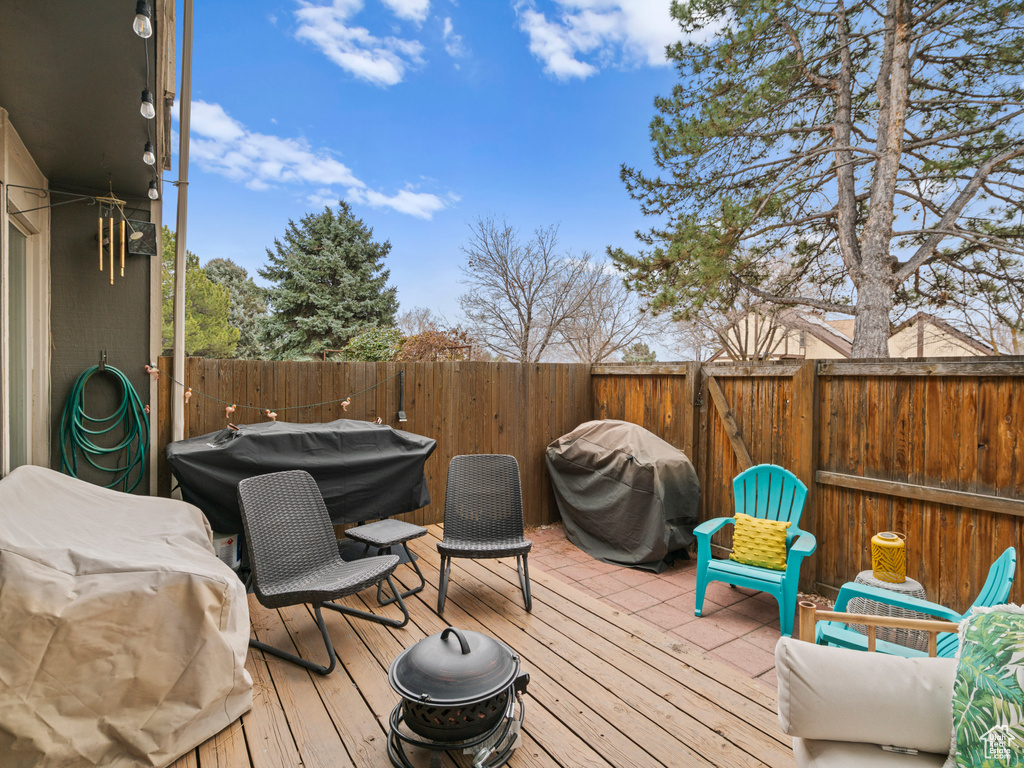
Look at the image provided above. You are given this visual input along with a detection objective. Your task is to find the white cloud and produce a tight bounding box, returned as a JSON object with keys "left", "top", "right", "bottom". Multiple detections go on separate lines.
{"left": 294, "top": 0, "right": 425, "bottom": 86}
{"left": 442, "top": 16, "right": 467, "bottom": 58}
{"left": 186, "top": 101, "right": 452, "bottom": 219}
{"left": 189, "top": 104, "right": 362, "bottom": 190}
{"left": 349, "top": 185, "right": 452, "bottom": 219}
{"left": 307, "top": 187, "right": 341, "bottom": 208}
{"left": 517, "top": 7, "right": 596, "bottom": 80}
{"left": 514, "top": 0, "right": 723, "bottom": 81}
{"left": 189, "top": 101, "right": 246, "bottom": 142}
{"left": 381, "top": 0, "right": 430, "bottom": 23}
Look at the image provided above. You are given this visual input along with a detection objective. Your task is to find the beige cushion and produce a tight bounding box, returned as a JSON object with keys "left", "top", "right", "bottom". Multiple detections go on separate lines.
{"left": 776, "top": 637, "right": 955, "bottom": 755}
{"left": 794, "top": 739, "right": 947, "bottom": 767}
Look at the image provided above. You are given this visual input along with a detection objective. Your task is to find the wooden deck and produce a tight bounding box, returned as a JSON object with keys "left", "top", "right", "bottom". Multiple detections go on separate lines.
{"left": 171, "top": 526, "right": 792, "bottom": 768}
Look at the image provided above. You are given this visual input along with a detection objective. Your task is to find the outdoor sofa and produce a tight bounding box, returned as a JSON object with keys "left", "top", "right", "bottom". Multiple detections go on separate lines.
{"left": 775, "top": 636, "right": 955, "bottom": 766}
{"left": 0, "top": 465, "right": 252, "bottom": 767}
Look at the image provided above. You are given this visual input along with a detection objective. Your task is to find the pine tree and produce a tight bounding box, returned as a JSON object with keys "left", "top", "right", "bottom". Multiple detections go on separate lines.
{"left": 259, "top": 203, "right": 399, "bottom": 359}
{"left": 612, "top": 0, "right": 1024, "bottom": 358}
{"left": 622, "top": 342, "right": 657, "bottom": 365}
{"left": 205, "top": 258, "right": 267, "bottom": 359}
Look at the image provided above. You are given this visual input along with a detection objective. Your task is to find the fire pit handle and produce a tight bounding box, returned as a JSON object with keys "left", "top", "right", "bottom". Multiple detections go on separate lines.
{"left": 441, "top": 627, "right": 472, "bottom": 655}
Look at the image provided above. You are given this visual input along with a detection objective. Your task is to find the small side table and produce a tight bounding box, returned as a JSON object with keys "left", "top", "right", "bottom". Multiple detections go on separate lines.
{"left": 344, "top": 519, "right": 427, "bottom": 606}
{"left": 847, "top": 570, "right": 930, "bottom": 652}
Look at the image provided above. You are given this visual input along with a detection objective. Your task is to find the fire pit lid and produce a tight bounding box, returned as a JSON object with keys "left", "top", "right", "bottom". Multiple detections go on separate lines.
{"left": 389, "top": 627, "right": 519, "bottom": 707}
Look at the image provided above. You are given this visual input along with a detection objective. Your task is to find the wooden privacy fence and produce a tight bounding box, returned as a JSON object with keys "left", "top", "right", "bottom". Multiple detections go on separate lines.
{"left": 157, "top": 357, "right": 591, "bottom": 528}
{"left": 595, "top": 358, "right": 1024, "bottom": 614}
{"left": 158, "top": 356, "right": 1024, "bottom": 614}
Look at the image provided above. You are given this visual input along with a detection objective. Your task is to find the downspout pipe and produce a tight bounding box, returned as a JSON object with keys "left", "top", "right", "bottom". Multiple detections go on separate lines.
{"left": 171, "top": 0, "right": 194, "bottom": 445}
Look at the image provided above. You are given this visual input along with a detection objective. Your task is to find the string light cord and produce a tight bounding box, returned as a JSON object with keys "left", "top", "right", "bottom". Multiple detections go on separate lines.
{"left": 148, "top": 364, "right": 402, "bottom": 413}
{"left": 4, "top": 185, "right": 150, "bottom": 221}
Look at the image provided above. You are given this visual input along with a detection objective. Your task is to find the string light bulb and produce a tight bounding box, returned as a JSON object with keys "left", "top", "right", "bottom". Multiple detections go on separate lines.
{"left": 133, "top": 0, "right": 153, "bottom": 38}
{"left": 148, "top": 180, "right": 159, "bottom": 200}
{"left": 140, "top": 90, "right": 155, "bottom": 120}
{"left": 143, "top": 141, "right": 156, "bottom": 166}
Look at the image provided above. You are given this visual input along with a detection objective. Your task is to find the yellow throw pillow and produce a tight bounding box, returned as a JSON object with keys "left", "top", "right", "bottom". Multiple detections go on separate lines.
{"left": 729, "top": 513, "right": 790, "bottom": 570}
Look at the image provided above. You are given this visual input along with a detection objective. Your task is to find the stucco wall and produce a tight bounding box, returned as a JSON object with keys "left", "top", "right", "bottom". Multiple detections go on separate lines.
{"left": 49, "top": 202, "right": 153, "bottom": 493}
{"left": 800, "top": 333, "right": 847, "bottom": 359}
{"left": 729, "top": 320, "right": 848, "bottom": 359}
{"left": 888, "top": 321, "right": 990, "bottom": 358}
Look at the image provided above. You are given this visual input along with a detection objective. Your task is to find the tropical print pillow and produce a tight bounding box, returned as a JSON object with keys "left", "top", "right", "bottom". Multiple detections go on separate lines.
{"left": 944, "top": 605, "right": 1024, "bottom": 768}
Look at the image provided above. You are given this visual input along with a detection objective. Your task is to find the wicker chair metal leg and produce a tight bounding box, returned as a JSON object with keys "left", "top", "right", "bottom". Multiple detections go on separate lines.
{"left": 376, "top": 544, "right": 426, "bottom": 606}
{"left": 248, "top": 602, "right": 338, "bottom": 675}
{"left": 437, "top": 555, "right": 451, "bottom": 615}
{"left": 324, "top": 576, "right": 410, "bottom": 628}
{"left": 517, "top": 554, "right": 532, "bottom": 612}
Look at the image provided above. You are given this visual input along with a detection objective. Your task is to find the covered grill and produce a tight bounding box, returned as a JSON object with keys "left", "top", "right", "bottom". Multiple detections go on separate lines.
{"left": 387, "top": 627, "right": 528, "bottom": 768}
{"left": 165, "top": 419, "right": 436, "bottom": 533}
{"left": 546, "top": 419, "right": 699, "bottom": 572}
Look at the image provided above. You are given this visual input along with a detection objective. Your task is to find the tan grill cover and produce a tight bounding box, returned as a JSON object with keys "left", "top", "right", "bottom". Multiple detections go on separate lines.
{"left": 546, "top": 420, "right": 699, "bottom": 572}
{"left": 0, "top": 466, "right": 252, "bottom": 767}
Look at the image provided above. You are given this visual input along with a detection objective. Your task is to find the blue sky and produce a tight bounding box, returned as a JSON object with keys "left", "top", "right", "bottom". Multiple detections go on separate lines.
{"left": 165, "top": 0, "right": 694, "bottom": 326}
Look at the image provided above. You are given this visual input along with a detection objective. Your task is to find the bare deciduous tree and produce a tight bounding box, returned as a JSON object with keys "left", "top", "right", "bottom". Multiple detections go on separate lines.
{"left": 397, "top": 306, "right": 442, "bottom": 337}
{"left": 458, "top": 217, "right": 599, "bottom": 362}
{"left": 665, "top": 320, "right": 721, "bottom": 362}
{"left": 559, "top": 266, "right": 656, "bottom": 363}
{"left": 897, "top": 249, "right": 1024, "bottom": 354}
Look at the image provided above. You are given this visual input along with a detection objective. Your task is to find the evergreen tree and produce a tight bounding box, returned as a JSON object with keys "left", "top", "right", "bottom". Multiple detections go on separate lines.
{"left": 205, "top": 258, "right": 268, "bottom": 359}
{"left": 259, "top": 203, "right": 399, "bottom": 359}
{"left": 622, "top": 342, "right": 657, "bottom": 365}
{"left": 612, "top": 0, "right": 1024, "bottom": 358}
{"left": 161, "top": 227, "right": 238, "bottom": 358}
{"left": 342, "top": 326, "right": 404, "bottom": 361}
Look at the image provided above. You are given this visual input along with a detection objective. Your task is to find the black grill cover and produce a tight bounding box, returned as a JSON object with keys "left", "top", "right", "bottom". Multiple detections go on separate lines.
{"left": 545, "top": 420, "right": 699, "bottom": 572}
{"left": 166, "top": 419, "right": 436, "bottom": 533}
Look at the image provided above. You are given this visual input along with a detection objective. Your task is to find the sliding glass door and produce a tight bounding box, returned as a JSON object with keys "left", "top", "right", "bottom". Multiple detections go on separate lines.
{"left": 7, "top": 222, "right": 28, "bottom": 469}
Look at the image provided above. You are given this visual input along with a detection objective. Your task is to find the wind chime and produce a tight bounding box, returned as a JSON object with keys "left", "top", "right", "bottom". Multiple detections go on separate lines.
{"left": 95, "top": 185, "right": 144, "bottom": 285}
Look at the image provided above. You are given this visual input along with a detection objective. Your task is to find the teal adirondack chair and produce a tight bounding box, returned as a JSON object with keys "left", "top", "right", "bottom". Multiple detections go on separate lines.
{"left": 694, "top": 464, "right": 815, "bottom": 637}
{"left": 816, "top": 546, "right": 1017, "bottom": 657}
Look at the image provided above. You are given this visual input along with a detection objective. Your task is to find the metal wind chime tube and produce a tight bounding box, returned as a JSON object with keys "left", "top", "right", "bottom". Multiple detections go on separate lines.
{"left": 96, "top": 187, "right": 130, "bottom": 286}
{"left": 109, "top": 217, "right": 114, "bottom": 284}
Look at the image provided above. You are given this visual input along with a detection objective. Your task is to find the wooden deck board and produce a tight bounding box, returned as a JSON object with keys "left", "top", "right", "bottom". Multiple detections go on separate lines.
{"left": 251, "top": 596, "right": 354, "bottom": 768}
{"left": 408, "top": 532, "right": 791, "bottom": 768}
{"left": 171, "top": 526, "right": 791, "bottom": 768}
{"left": 375, "top": 567, "right": 645, "bottom": 768}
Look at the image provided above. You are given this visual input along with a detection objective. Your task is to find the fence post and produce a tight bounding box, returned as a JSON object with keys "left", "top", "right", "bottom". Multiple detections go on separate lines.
{"left": 792, "top": 360, "right": 818, "bottom": 590}
{"left": 683, "top": 361, "right": 702, "bottom": 465}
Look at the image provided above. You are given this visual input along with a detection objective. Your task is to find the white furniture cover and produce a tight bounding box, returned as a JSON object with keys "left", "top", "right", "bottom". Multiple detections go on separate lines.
{"left": 0, "top": 466, "right": 252, "bottom": 767}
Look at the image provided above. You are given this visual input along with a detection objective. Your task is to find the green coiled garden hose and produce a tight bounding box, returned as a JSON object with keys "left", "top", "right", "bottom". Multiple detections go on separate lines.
{"left": 59, "top": 365, "right": 149, "bottom": 493}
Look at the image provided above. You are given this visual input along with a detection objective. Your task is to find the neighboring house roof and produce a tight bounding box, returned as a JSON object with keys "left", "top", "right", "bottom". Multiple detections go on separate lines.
{"left": 705, "top": 309, "right": 853, "bottom": 361}
{"left": 710, "top": 309, "right": 994, "bottom": 360}
{"left": 780, "top": 310, "right": 853, "bottom": 357}
{"left": 823, "top": 318, "right": 856, "bottom": 338}
{"left": 891, "top": 311, "right": 995, "bottom": 356}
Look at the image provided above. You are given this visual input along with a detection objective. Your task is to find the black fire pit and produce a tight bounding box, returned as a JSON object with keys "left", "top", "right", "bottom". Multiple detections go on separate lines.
{"left": 387, "top": 627, "right": 529, "bottom": 768}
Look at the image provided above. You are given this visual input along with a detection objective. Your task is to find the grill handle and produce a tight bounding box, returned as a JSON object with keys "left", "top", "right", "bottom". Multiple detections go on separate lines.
{"left": 514, "top": 672, "right": 530, "bottom": 695}
{"left": 441, "top": 627, "right": 471, "bottom": 655}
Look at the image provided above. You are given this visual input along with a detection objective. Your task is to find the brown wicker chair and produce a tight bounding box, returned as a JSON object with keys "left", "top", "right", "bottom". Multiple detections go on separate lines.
{"left": 238, "top": 470, "right": 408, "bottom": 675}
{"left": 437, "top": 455, "right": 533, "bottom": 615}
